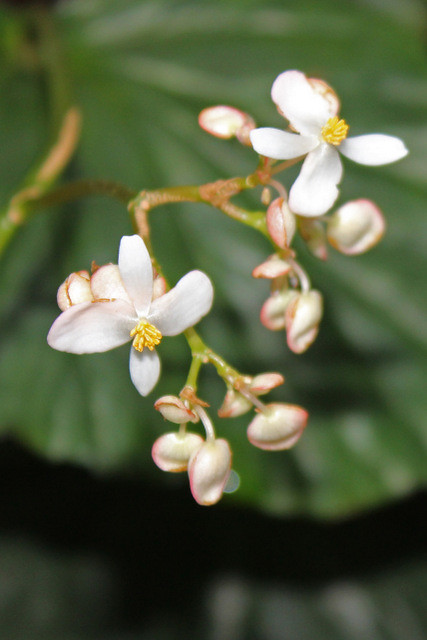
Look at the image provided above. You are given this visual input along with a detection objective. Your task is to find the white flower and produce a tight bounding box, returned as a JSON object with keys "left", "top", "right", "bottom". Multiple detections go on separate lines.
{"left": 47, "top": 235, "right": 214, "bottom": 396}
{"left": 250, "top": 70, "right": 408, "bottom": 217}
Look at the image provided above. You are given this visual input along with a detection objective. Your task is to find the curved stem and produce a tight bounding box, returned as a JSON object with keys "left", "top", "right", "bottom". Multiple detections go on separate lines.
{"left": 0, "top": 7, "right": 80, "bottom": 256}
{"left": 184, "top": 327, "right": 242, "bottom": 386}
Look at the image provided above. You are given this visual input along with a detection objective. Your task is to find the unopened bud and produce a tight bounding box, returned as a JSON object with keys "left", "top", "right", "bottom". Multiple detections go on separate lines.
{"left": 249, "top": 372, "right": 285, "bottom": 394}
{"left": 247, "top": 403, "right": 308, "bottom": 451}
{"left": 218, "top": 389, "right": 252, "bottom": 418}
{"left": 252, "top": 254, "right": 292, "bottom": 279}
{"left": 298, "top": 218, "right": 328, "bottom": 261}
{"left": 307, "top": 77, "right": 340, "bottom": 117}
{"left": 327, "top": 199, "right": 385, "bottom": 255}
{"left": 152, "top": 431, "right": 204, "bottom": 472}
{"left": 154, "top": 395, "right": 199, "bottom": 424}
{"left": 188, "top": 438, "right": 232, "bottom": 506}
{"left": 152, "top": 274, "right": 167, "bottom": 299}
{"left": 57, "top": 271, "right": 92, "bottom": 311}
{"left": 260, "top": 289, "right": 299, "bottom": 331}
{"left": 90, "top": 264, "right": 131, "bottom": 302}
{"left": 266, "top": 197, "right": 296, "bottom": 248}
{"left": 198, "top": 105, "right": 256, "bottom": 146}
{"left": 285, "top": 290, "right": 323, "bottom": 353}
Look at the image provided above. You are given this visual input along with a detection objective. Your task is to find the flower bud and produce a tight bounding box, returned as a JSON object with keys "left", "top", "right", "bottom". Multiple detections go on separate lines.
{"left": 198, "top": 105, "right": 256, "bottom": 146}
{"left": 152, "top": 274, "right": 167, "bottom": 299}
{"left": 266, "top": 197, "right": 296, "bottom": 248}
{"left": 154, "top": 395, "right": 199, "bottom": 424}
{"left": 152, "top": 431, "right": 204, "bottom": 472}
{"left": 249, "top": 372, "right": 285, "bottom": 394}
{"left": 188, "top": 438, "right": 232, "bottom": 506}
{"left": 327, "top": 199, "right": 385, "bottom": 255}
{"left": 307, "top": 77, "right": 340, "bottom": 117}
{"left": 218, "top": 372, "right": 285, "bottom": 418}
{"left": 285, "top": 290, "right": 323, "bottom": 353}
{"left": 218, "top": 389, "right": 252, "bottom": 418}
{"left": 247, "top": 403, "right": 308, "bottom": 451}
{"left": 252, "top": 254, "right": 292, "bottom": 279}
{"left": 260, "top": 289, "right": 299, "bottom": 331}
{"left": 298, "top": 218, "right": 328, "bottom": 261}
{"left": 57, "top": 271, "right": 92, "bottom": 311}
{"left": 90, "top": 263, "right": 131, "bottom": 302}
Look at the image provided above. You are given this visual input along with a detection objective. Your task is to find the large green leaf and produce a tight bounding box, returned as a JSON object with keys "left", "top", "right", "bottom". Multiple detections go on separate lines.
{"left": 0, "top": 0, "right": 426, "bottom": 516}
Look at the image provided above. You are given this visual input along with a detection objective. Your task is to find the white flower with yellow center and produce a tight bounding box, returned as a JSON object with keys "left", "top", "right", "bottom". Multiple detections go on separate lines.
{"left": 47, "top": 235, "right": 214, "bottom": 396}
{"left": 250, "top": 70, "right": 408, "bottom": 217}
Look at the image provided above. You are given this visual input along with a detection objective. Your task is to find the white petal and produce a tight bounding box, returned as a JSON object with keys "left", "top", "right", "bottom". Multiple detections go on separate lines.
{"left": 118, "top": 235, "right": 153, "bottom": 317}
{"left": 289, "top": 144, "right": 343, "bottom": 216}
{"left": 129, "top": 347, "right": 161, "bottom": 396}
{"left": 250, "top": 127, "right": 317, "bottom": 160}
{"left": 271, "top": 70, "right": 332, "bottom": 135}
{"left": 90, "top": 264, "right": 132, "bottom": 303}
{"left": 339, "top": 134, "right": 408, "bottom": 166}
{"left": 47, "top": 300, "right": 136, "bottom": 353}
{"left": 148, "top": 270, "right": 213, "bottom": 336}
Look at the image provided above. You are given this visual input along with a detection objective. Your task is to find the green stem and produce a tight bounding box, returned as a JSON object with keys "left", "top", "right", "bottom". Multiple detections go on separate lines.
{"left": 0, "top": 6, "right": 80, "bottom": 256}
{"left": 184, "top": 327, "right": 242, "bottom": 386}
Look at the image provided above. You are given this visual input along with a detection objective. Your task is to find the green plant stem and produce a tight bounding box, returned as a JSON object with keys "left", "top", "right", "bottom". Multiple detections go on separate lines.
{"left": 0, "top": 6, "right": 79, "bottom": 256}
{"left": 184, "top": 327, "right": 242, "bottom": 389}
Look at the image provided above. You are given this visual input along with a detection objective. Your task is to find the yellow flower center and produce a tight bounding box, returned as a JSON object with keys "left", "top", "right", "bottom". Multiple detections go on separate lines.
{"left": 130, "top": 320, "right": 162, "bottom": 352}
{"left": 321, "top": 116, "right": 349, "bottom": 146}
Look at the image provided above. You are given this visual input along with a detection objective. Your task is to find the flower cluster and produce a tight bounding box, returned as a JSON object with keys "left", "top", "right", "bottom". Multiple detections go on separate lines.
{"left": 47, "top": 68, "right": 407, "bottom": 506}
{"left": 152, "top": 378, "right": 307, "bottom": 505}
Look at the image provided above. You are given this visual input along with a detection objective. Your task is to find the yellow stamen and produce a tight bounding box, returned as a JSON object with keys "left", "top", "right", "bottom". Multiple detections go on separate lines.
{"left": 130, "top": 320, "right": 162, "bottom": 352}
{"left": 321, "top": 116, "right": 349, "bottom": 146}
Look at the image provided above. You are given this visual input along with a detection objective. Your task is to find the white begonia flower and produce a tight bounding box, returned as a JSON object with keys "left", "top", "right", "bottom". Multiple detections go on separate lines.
{"left": 48, "top": 235, "right": 214, "bottom": 397}
{"left": 250, "top": 70, "right": 408, "bottom": 217}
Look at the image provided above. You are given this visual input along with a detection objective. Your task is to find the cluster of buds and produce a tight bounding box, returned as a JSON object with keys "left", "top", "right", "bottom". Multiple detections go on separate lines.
{"left": 219, "top": 372, "right": 308, "bottom": 450}
{"left": 152, "top": 394, "right": 232, "bottom": 506}
{"left": 57, "top": 262, "right": 167, "bottom": 312}
{"left": 252, "top": 192, "right": 385, "bottom": 353}
{"left": 252, "top": 197, "right": 323, "bottom": 353}
{"left": 152, "top": 374, "right": 308, "bottom": 505}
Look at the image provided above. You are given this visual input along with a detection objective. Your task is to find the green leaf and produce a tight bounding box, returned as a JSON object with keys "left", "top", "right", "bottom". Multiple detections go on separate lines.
{"left": 0, "top": 0, "right": 426, "bottom": 517}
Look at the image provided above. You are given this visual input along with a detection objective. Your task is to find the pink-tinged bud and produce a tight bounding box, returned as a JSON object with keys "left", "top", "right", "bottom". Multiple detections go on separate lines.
{"left": 188, "top": 438, "right": 232, "bottom": 506}
{"left": 218, "top": 389, "right": 253, "bottom": 418}
{"left": 298, "top": 218, "right": 328, "bottom": 261}
{"left": 154, "top": 395, "right": 199, "bottom": 424}
{"left": 307, "top": 77, "right": 340, "bottom": 116}
{"left": 327, "top": 199, "right": 385, "bottom": 255}
{"left": 266, "top": 198, "right": 296, "bottom": 248}
{"left": 90, "top": 264, "right": 131, "bottom": 302}
{"left": 57, "top": 271, "right": 92, "bottom": 311}
{"left": 152, "top": 432, "right": 204, "bottom": 472}
{"left": 152, "top": 275, "right": 167, "bottom": 299}
{"left": 252, "top": 254, "right": 292, "bottom": 279}
{"left": 249, "top": 372, "right": 285, "bottom": 394}
{"left": 260, "top": 289, "right": 299, "bottom": 331}
{"left": 247, "top": 403, "right": 308, "bottom": 451}
{"left": 285, "top": 290, "right": 323, "bottom": 353}
{"left": 198, "top": 105, "right": 256, "bottom": 146}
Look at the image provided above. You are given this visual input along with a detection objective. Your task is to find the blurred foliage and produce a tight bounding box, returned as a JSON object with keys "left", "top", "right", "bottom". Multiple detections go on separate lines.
{"left": 0, "top": 0, "right": 426, "bottom": 521}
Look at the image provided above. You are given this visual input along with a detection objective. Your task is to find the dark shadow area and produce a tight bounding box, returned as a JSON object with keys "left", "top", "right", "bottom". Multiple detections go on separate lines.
{"left": 0, "top": 438, "right": 425, "bottom": 629}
